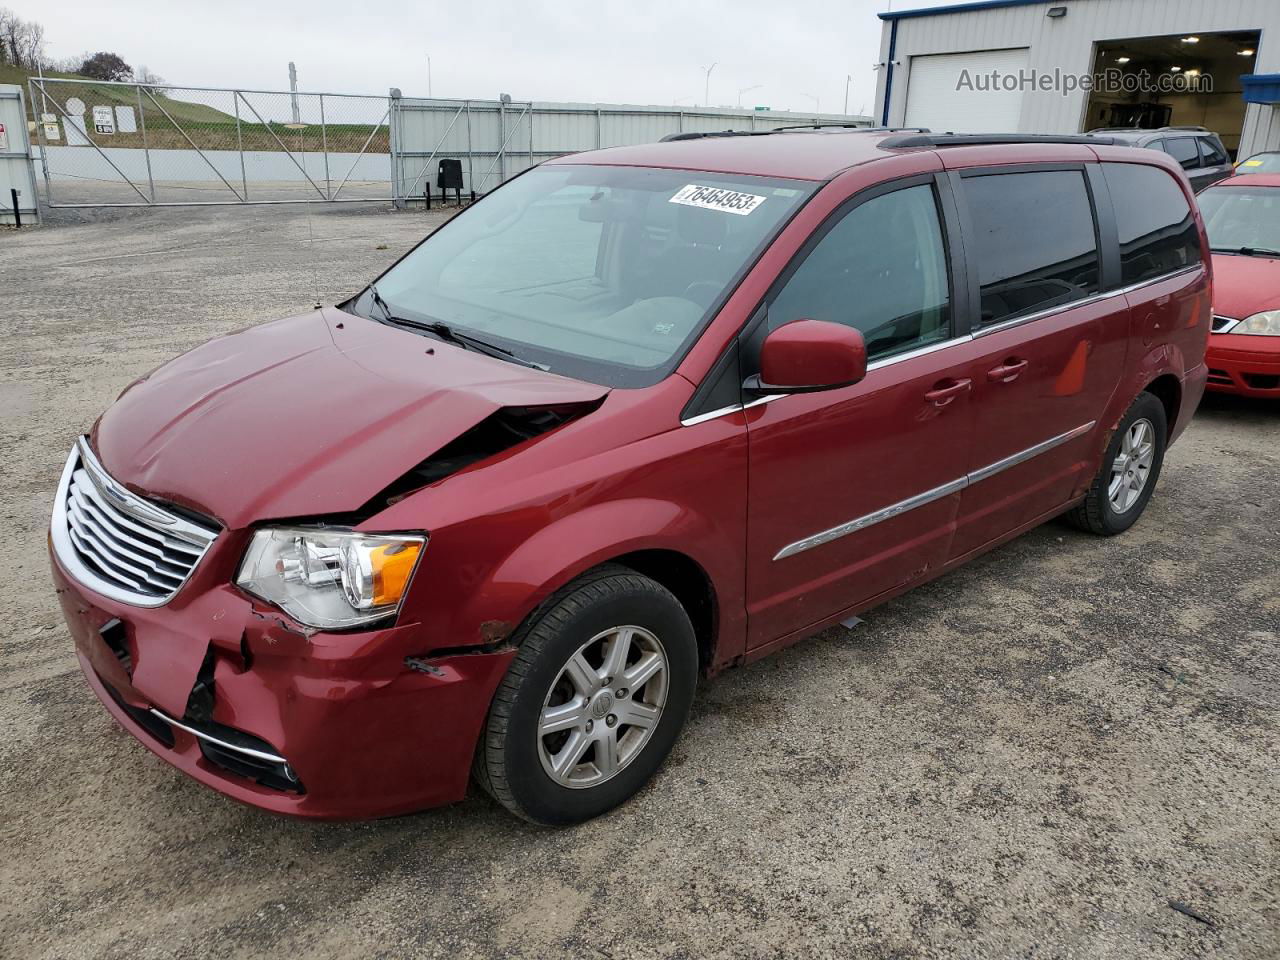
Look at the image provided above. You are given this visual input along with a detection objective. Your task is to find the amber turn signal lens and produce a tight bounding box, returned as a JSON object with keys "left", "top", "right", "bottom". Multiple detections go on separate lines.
{"left": 371, "top": 541, "right": 422, "bottom": 606}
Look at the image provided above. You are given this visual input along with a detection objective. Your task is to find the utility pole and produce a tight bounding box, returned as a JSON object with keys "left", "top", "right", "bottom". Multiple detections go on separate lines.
{"left": 288, "top": 62, "right": 301, "bottom": 124}
{"left": 844, "top": 74, "right": 852, "bottom": 114}
{"left": 427, "top": 54, "right": 433, "bottom": 98}
{"left": 702, "top": 63, "right": 717, "bottom": 107}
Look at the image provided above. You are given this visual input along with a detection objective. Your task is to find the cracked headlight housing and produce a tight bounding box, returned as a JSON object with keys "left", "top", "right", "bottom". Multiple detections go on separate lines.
{"left": 236, "top": 528, "right": 425, "bottom": 630}
{"left": 1235, "top": 310, "right": 1280, "bottom": 336}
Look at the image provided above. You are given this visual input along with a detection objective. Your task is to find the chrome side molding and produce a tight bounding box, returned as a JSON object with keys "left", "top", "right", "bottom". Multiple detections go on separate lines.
{"left": 773, "top": 421, "right": 1096, "bottom": 561}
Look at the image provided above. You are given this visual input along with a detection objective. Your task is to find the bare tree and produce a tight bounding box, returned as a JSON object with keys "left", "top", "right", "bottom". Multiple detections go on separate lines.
{"left": 17, "top": 17, "right": 41, "bottom": 67}
{"left": 0, "top": 7, "right": 47, "bottom": 69}
{"left": 135, "top": 64, "right": 164, "bottom": 86}
{"left": 0, "top": 8, "right": 20, "bottom": 65}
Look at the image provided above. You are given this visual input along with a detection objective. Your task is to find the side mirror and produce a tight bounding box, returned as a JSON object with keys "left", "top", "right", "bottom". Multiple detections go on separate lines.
{"left": 745, "top": 319, "right": 868, "bottom": 394}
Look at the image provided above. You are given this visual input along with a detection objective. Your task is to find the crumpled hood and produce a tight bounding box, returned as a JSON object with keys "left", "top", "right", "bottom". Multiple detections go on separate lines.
{"left": 1211, "top": 252, "right": 1280, "bottom": 320}
{"left": 92, "top": 309, "right": 608, "bottom": 529}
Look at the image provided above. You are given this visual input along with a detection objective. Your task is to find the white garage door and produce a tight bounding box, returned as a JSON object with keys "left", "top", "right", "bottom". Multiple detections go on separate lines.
{"left": 904, "top": 48, "right": 1029, "bottom": 134}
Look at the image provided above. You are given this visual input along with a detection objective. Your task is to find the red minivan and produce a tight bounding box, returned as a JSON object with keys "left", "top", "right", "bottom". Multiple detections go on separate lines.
{"left": 50, "top": 129, "right": 1210, "bottom": 825}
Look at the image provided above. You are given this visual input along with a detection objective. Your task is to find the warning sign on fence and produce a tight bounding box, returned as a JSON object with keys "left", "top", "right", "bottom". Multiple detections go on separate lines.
{"left": 91, "top": 105, "right": 115, "bottom": 135}
{"left": 0, "top": 123, "right": 7, "bottom": 151}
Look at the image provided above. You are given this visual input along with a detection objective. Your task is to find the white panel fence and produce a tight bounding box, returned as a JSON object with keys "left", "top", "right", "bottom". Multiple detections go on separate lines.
{"left": 28, "top": 78, "right": 871, "bottom": 208}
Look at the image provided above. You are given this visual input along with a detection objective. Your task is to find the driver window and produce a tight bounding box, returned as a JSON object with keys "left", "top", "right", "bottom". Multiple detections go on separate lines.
{"left": 767, "top": 183, "right": 951, "bottom": 361}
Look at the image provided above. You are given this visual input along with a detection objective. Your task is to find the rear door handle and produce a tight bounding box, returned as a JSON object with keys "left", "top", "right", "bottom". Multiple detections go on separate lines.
{"left": 924, "top": 378, "right": 972, "bottom": 407}
{"left": 986, "top": 358, "right": 1029, "bottom": 383}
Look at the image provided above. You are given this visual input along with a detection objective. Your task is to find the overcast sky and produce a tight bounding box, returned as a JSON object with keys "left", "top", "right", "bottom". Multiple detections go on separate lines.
{"left": 34, "top": 0, "right": 962, "bottom": 116}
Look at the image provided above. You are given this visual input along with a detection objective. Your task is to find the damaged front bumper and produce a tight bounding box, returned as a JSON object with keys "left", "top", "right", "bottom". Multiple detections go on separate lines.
{"left": 51, "top": 549, "right": 515, "bottom": 819}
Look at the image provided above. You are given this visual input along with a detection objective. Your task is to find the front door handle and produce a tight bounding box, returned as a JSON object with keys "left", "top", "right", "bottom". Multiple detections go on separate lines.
{"left": 924, "top": 378, "right": 972, "bottom": 407}
{"left": 986, "top": 357, "right": 1029, "bottom": 383}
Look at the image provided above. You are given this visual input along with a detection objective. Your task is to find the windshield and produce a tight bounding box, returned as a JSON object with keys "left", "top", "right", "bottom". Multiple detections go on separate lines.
{"left": 1199, "top": 185, "right": 1280, "bottom": 255}
{"left": 357, "top": 165, "right": 815, "bottom": 387}
{"left": 1236, "top": 153, "right": 1280, "bottom": 175}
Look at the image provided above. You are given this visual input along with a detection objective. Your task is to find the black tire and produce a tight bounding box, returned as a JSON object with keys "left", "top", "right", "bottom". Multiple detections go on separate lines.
{"left": 473, "top": 564, "right": 698, "bottom": 825}
{"left": 1065, "top": 391, "right": 1168, "bottom": 536}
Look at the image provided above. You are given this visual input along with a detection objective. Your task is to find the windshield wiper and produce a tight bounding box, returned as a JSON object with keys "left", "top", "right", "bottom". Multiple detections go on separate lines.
{"left": 1211, "top": 245, "right": 1280, "bottom": 258}
{"left": 365, "top": 285, "right": 547, "bottom": 370}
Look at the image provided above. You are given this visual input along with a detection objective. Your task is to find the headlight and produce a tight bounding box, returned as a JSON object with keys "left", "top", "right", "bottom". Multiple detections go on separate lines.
{"left": 1235, "top": 310, "right": 1280, "bottom": 336}
{"left": 236, "top": 528, "right": 425, "bottom": 629}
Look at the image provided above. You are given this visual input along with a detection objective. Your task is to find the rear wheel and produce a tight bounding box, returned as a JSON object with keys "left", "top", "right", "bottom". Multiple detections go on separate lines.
{"left": 1065, "top": 391, "right": 1167, "bottom": 536}
{"left": 474, "top": 565, "right": 697, "bottom": 825}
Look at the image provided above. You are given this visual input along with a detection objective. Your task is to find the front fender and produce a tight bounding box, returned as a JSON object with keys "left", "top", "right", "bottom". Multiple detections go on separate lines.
{"left": 451, "top": 497, "right": 745, "bottom": 666}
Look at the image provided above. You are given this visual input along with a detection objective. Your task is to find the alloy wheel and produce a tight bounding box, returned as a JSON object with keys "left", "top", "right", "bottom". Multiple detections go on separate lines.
{"left": 1108, "top": 417, "right": 1156, "bottom": 514}
{"left": 537, "top": 625, "right": 669, "bottom": 789}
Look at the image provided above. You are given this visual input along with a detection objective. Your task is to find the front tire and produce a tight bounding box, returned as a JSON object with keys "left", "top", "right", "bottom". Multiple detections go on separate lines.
{"left": 474, "top": 565, "right": 698, "bottom": 825}
{"left": 1065, "top": 391, "right": 1167, "bottom": 536}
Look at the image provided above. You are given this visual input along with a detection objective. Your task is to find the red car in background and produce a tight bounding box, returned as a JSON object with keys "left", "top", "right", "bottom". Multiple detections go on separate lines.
{"left": 1199, "top": 174, "right": 1280, "bottom": 398}
{"left": 50, "top": 129, "right": 1210, "bottom": 825}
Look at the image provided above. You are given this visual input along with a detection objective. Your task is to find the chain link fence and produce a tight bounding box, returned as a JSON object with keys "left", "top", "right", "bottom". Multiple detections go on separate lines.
{"left": 29, "top": 78, "right": 393, "bottom": 205}
{"left": 29, "top": 77, "right": 871, "bottom": 209}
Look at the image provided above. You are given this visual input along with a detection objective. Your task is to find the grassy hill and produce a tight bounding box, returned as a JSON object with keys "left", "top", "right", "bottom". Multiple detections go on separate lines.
{"left": 10, "top": 65, "right": 388, "bottom": 153}
{"left": 7, "top": 65, "right": 239, "bottom": 124}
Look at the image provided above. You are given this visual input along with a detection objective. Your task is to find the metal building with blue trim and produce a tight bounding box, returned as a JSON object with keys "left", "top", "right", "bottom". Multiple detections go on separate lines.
{"left": 875, "top": 0, "right": 1280, "bottom": 159}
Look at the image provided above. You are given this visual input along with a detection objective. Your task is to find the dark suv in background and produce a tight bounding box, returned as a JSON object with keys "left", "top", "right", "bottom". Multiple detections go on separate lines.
{"left": 1088, "top": 126, "right": 1234, "bottom": 192}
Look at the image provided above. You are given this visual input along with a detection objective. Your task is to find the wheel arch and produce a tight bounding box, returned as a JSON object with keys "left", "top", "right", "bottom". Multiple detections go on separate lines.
{"left": 1142, "top": 372, "right": 1182, "bottom": 437}
{"left": 460, "top": 498, "right": 742, "bottom": 673}
{"left": 609, "top": 549, "right": 718, "bottom": 675}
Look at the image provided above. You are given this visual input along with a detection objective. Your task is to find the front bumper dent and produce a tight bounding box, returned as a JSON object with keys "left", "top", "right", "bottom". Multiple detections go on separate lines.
{"left": 53, "top": 550, "right": 515, "bottom": 819}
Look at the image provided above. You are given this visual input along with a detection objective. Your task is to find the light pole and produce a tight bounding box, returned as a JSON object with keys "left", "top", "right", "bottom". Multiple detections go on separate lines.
{"left": 702, "top": 63, "right": 717, "bottom": 106}
{"left": 427, "top": 55, "right": 433, "bottom": 98}
{"left": 801, "top": 92, "right": 819, "bottom": 114}
{"left": 843, "top": 74, "right": 852, "bottom": 114}
{"left": 737, "top": 84, "right": 762, "bottom": 108}
{"left": 288, "top": 61, "right": 301, "bottom": 125}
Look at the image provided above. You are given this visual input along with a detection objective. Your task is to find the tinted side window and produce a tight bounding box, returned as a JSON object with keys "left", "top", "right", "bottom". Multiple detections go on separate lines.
{"left": 1199, "top": 137, "right": 1229, "bottom": 166}
{"left": 961, "top": 171, "right": 1101, "bottom": 328}
{"left": 1164, "top": 137, "right": 1200, "bottom": 170}
{"left": 1103, "top": 162, "right": 1202, "bottom": 286}
{"left": 768, "top": 183, "right": 951, "bottom": 361}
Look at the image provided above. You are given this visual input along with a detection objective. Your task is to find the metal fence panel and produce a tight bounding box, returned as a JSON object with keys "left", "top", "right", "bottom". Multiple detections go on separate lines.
{"left": 390, "top": 100, "right": 872, "bottom": 206}
{"left": 26, "top": 76, "right": 871, "bottom": 209}
{"left": 29, "top": 77, "right": 392, "bottom": 206}
{"left": 0, "top": 83, "right": 40, "bottom": 225}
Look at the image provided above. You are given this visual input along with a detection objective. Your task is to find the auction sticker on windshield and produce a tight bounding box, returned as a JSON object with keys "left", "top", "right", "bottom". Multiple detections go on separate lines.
{"left": 670, "top": 184, "right": 766, "bottom": 215}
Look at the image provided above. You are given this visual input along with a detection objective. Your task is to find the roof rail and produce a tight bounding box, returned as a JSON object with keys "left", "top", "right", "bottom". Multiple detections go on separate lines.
{"left": 770, "top": 123, "right": 929, "bottom": 133}
{"left": 880, "top": 132, "right": 1118, "bottom": 149}
{"left": 658, "top": 130, "right": 774, "bottom": 142}
{"left": 1088, "top": 125, "right": 1212, "bottom": 135}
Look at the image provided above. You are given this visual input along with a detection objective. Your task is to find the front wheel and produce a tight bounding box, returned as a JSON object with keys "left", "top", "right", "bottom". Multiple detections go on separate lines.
{"left": 1065, "top": 391, "right": 1168, "bottom": 536}
{"left": 473, "top": 565, "right": 698, "bottom": 825}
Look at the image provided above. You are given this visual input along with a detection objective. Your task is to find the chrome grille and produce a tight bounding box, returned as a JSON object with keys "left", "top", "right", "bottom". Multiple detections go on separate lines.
{"left": 51, "top": 438, "right": 218, "bottom": 606}
{"left": 1212, "top": 315, "right": 1239, "bottom": 334}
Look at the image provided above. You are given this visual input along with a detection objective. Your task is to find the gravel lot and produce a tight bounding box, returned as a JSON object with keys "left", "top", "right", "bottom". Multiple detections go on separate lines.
{"left": 2, "top": 203, "right": 1277, "bottom": 960}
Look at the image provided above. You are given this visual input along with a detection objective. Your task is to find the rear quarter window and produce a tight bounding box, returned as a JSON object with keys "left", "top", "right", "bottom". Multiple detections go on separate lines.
{"left": 1102, "top": 162, "right": 1202, "bottom": 286}
{"left": 1162, "top": 138, "right": 1201, "bottom": 171}
{"left": 1199, "top": 138, "right": 1229, "bottom": 167}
